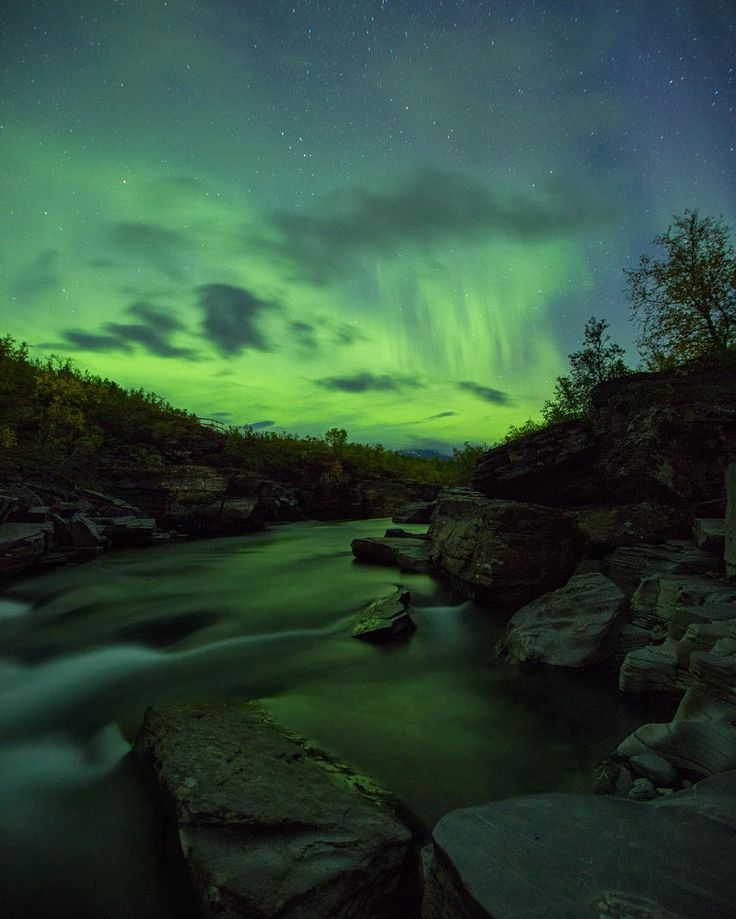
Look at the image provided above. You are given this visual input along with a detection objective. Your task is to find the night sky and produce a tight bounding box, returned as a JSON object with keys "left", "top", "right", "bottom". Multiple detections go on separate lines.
{"left": 2, "top": 1, "right": 734, "bottom": 451}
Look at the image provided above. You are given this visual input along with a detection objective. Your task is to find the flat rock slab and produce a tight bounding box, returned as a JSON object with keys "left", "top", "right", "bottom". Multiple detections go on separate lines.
{"left": 353, "top": 588, "right": 415, "bottom": 642}
{"left": 351, "top": 537, "right": 432, "bottom": 572}
{"left": 423, "top": 772, "right": 736, "bottom": 919}
{"left": 496, "top": 573, "right": 627, "bottom": 667}
{"left": 135, "top": 702, "right": 419, "bottom": 919}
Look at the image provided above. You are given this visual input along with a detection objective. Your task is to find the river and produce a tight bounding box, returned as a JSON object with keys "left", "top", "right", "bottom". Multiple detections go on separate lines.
{"left": 0, "top": 519, "right": 672, "bottom": 918}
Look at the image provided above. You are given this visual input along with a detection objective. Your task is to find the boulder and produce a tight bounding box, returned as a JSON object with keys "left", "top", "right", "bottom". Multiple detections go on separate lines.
{"left": 726, "top": 463, "right": 736, "bottom": 577}
{"left": 629, "top": 752, "right": 679, "bottom": 787}
{"left": 0, "top": 522, "right": 51, "bottom": 579}
{"left": 391, "top": 502, "right": 435, "bottom": 525}
{"left": 496, "top": 573, "right": 628, "bottom": 667}
{"left": 351, "top": 537, "right": 432, "bottom": 573}
{"left": 422, "top": 772, "right": 736, "bottom": 919}
{"left": 352, "top": 589, "right": 415, "bottom": 642}
{"left": 135, "top": 702, "right": 419, "bottom": 919}
{"left": 428, "top": 490, "right": 581, "bottom": 607}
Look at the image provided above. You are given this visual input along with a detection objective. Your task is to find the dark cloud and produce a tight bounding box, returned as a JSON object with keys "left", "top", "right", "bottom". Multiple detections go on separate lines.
{"left": 289, "top": 320, "right": 319, "bottom": 352}
{"left": 127, "top": 302, "right": 184, "bottom": 333}
{"left": 457, "top": 381, "right": 511, "bottom": 405}
{"left": 260, "top": 167, "right": 612, "bottom": 283}
{"left": 12, "top": 249, "right": 61, "bottom": 300}
{"left": 52, "top": 302, "right": 197, "bottom": 359}
{"left": 316, "top": 372, "right": 422, "bottom": 393}
{"left": 426, "top": 411, "right": 457, "bottom": 420}
{"left": 209, "top": 411, "right": 232, "bottom": 419}
{"left": 197, "top": 283, "right": 274, "bottom": 355}
{"left": 248, "top": 420, "right": 276, "bottom": 429}
{"left": 332, "top": 323, "right": 368, "bottom": 346}
{"left": 104, "top": 322, "right": 197, "bottom": 358}
{"left": 55, "top": 331, "right": 133, "bottom": 353}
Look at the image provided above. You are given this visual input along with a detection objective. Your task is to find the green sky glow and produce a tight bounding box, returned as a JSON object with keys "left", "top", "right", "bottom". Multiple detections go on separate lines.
{"left": 2, "top": 1, "right": 733, "bottom": 450}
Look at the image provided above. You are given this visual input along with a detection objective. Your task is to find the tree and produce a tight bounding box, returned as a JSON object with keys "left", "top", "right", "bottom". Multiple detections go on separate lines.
{"left": 323, "top": 427, "right": 348, "bottom": 452}
{"left": 542, "top": 316, "right": 629, "bottom": 423}
{"left": 625, "top": 210, "right": 736, "bottom": 368}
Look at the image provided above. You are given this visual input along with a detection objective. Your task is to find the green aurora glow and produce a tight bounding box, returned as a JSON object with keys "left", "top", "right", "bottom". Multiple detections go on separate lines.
{"left": 2, "top": 1, "right": 734, "bottom": 450}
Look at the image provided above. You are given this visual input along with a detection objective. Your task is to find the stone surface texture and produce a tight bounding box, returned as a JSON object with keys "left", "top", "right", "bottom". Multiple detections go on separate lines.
{"left": 427, "top": 489, "right": 581, "bottom": 607}
{"left": 422, "top": 772, "right": 736, "bottom": 919}
{"left": 352, "top": 588, "right": 415, "bottom": 641}
{"left": 135, "top": 702, "right": 420, "bottom": 919}
{"left": 496, "top": 573, "right": 628, "bottom": 667}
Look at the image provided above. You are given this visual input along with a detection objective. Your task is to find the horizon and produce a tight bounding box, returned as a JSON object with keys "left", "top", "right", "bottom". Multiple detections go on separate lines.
{"left": 2, "top": 1, "right": 734, "bottom": 451}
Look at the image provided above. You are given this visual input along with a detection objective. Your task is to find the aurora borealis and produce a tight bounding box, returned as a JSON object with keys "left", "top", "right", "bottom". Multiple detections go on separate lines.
{"left": 2, "top": 1, "right": 734, "bottom": 451}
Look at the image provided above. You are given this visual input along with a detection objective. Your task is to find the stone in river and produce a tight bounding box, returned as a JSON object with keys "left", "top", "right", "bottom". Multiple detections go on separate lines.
{"left": 353, "top": 588, "right": 415, "bottom": 642}
{"left": 135, "top": 702, "right": 420, "bottom": 919}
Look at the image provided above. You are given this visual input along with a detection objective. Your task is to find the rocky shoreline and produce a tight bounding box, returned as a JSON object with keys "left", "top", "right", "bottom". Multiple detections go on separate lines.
{"left": 3, "top": 366, "right": 735, "bottom": 917}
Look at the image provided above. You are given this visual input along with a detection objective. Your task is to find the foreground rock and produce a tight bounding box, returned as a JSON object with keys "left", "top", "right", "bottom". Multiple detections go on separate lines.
{"left": 353, "top": 588, "right": 415, "bottom": 642}
{"left": 135, "top": 702, "right": 420, "bottom": 919}
{"left": 496, "top": 573, "right": 627, "bottom": 667}
{"left": 428, "top": 490, "right": 581, "bottom": 607}
{"left": 351, "top": 537, "right": 432, "bottom": 572}
{"left": 422, "top": 771, "right": 736, "bottom": 919}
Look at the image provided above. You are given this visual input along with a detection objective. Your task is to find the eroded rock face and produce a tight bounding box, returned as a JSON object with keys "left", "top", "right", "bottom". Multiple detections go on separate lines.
{"left": 496, "top": 573, "right": 627, "bottom": 667}
{"left": 135, "top": 702, "right": 420, "bottom": 919}
{"left": 422, "top": 772, "right": 736, "bottom": 919}
{"left": 427, "top": 490, "right": 581, "bottom": 607}
{"left": 473, "top": 368, "right": 736, "bottom": 509}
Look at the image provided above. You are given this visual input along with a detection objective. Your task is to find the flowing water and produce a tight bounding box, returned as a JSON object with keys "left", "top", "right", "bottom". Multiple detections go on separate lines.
{"left": 0, "top": 519, "right": 673, "bottom": 918}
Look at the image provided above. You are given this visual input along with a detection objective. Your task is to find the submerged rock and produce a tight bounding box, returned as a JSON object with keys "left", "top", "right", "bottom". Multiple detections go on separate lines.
{"left": 353, "top": 588, "right": 415, "bottom": 642}
{"left": 496, "top": 572, "right": 628, "bottom": 667}
{"left": 422, "top": 771, "right": 736, "bottom": 919}
{"left": 135, "top": 702, "right": 420, "bottom": 919}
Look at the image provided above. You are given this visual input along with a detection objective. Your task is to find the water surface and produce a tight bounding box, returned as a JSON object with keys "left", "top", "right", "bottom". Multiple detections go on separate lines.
{"left": 0, "top": 519, "right": 673, "bottom": 918}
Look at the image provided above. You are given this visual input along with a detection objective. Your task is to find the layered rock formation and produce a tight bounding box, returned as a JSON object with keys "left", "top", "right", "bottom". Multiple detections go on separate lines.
{"left": 473, "top": 367, "right": 736, "bottom": 508}
{"left": 427, "top": 490, "right": 581, "bottom": 607}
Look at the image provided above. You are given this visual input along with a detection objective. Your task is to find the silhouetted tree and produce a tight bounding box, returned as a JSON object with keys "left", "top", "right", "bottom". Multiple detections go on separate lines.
{"left": 542, "top": 317, "right": 629, "bottom": 422}
{"left": 625, "top": 210, "right": 736, "bottom": 368}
